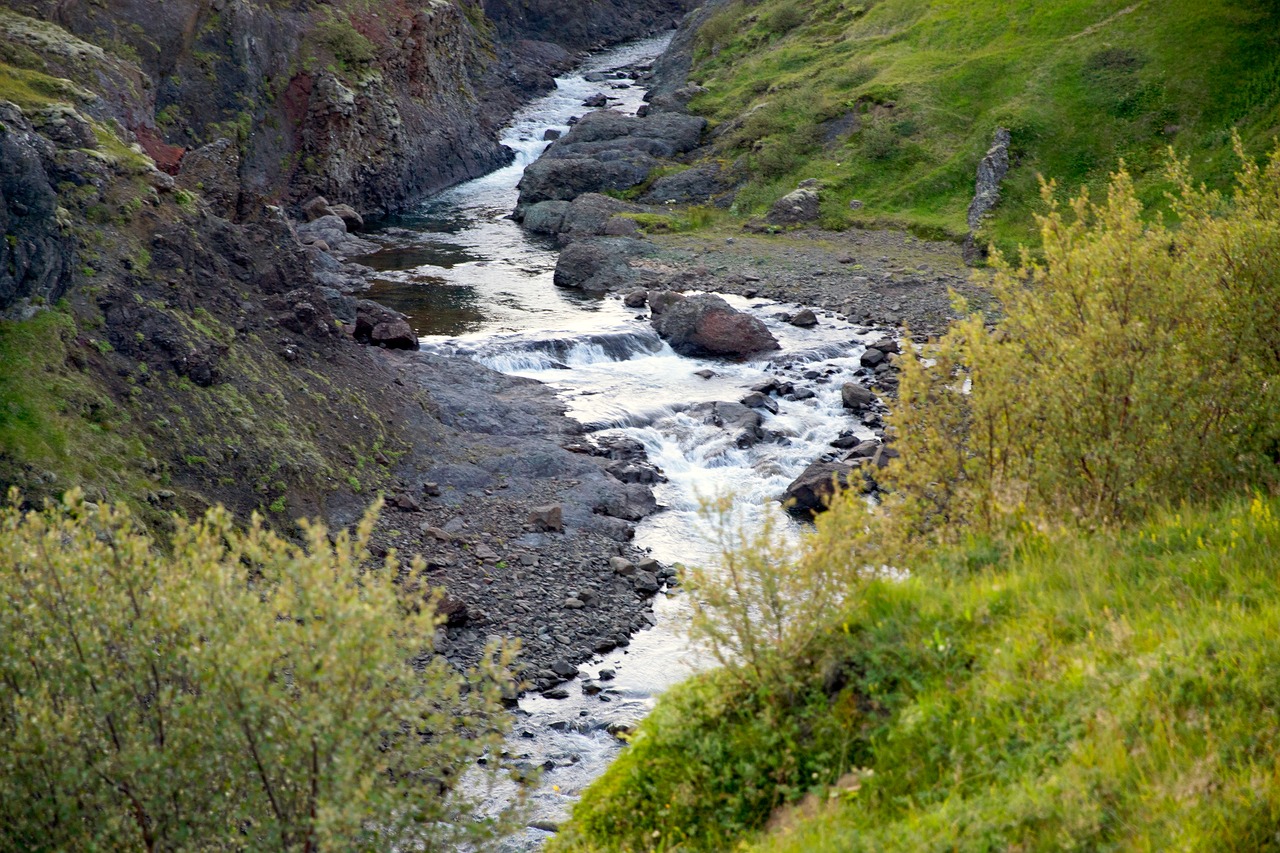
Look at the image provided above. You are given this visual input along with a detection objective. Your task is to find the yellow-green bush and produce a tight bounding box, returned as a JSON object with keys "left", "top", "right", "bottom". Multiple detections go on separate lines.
{"left": 887, "top": 141, "right": 1280, "bottom": 539}
{"left": 0, "top": 492, "right": 518, "bottom": 850}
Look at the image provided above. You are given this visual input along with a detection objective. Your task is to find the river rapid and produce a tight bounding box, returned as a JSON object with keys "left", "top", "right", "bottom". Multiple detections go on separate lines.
{"left": 356, "top": 35, "right": 884, "bottom": 849}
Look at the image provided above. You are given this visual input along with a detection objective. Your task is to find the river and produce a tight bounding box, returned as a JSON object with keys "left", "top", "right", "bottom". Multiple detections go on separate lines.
{"left": 355, "top": 34, "right": 882, "bottom": 850}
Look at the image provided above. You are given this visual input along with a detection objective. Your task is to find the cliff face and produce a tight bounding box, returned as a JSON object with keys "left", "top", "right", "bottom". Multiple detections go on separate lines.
{"left": 4, "top": 0, "right": 692, "bottom": 218}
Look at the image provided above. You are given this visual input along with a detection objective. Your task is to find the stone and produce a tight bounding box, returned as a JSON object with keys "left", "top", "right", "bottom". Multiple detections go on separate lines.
{"left": 693, "top": 368, "right": 716, "bottom": 379}
{"left": 563, "top": 598, "right": 586, "bottom": 609}
{"left": 633, "top": 571, "right": 660, "bottom": 594}
{"left": 789, "top": 308, "right": 819, "bottom": 327}
{"left": 651, "top": 294, "right": 780, "bottom": 358}
{"left": 371, "top": 319, "right": 418, "bottom": 350}
{"left": 765, "top": 187, "right": 820, "bottom": 226}
{"left": 860, "top": 348, "right": 886, "bottom": 368}
{"left": 610, "top": 556, "right": 637, "bottom": 576}
{"left": 176, "top": 138, "right": 240, "bottom": 218}
{"left": 740, "top": 392, "right": 779, "bottom": 414}
{"left": 583, "top": 93, "right": 608, "bottom": 107}
{"left": 528, "top": 504, "right": 564, "bottom": 532}
{"left": 329, "top": 203, "right": 364, "bottom": 231}
{"left": 869, "top": 336, "right": 901, "bottom": 354}
{"left": 551, "top": 659, "right": 580, "bottom": 679}
{"left": 598, "top": 668, "right": 616, "bottom": 681}
{"left": 847, "top": 440, "right": 882, "bottom": 459}
{"left": 393, "top": 493, "right": 421, "bottom": 512}
{"left": 542, "top": 687, "right": 570, "bottom": 700}
{"left": 623, "top": 289, "right": 649, "bottom": 308}
{"left": 302, "top": 196, "right": 336, "bottom": 221}
{"left": 553, "top": 237, "right": 652, "bottom": 293}
{"left": 474, "top": 543, "right": 499, "bottom": 562}
{"left": 522, "top": 200, "right": 571, "bottom": 234}
{"left": 782, "top": 461, "right": 855, "bottom": 515}
{"left": 647, "top": 290, "right": 686, "bottom": 316}
{"left": 841, "top": 382, "right": 876, "bottom": 410}
{"left": 543, "top": 129, "right": 562, "bottom": 141}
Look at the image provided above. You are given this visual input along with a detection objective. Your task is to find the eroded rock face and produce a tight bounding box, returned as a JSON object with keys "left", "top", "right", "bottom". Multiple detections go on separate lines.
{"left": 651, "top": 293, "right": 780, "bottom": 357}
{"left": 0, "top": 103, "right": 73, "bottom": 316}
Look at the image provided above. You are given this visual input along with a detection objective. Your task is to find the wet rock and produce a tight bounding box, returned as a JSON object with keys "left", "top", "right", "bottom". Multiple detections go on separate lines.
{"left": 542, "top": 687, "right": 570, "bottom": 700}
{"left": 693, "top": 368, "right": 715, "bottom": 379}
{"left": 633, "top": 571, "right": 660, "bottom": 594}
{"left": 847, "top": 439, "right": 882, "bottom": 459}
{"left": 782, "top": 461, "right": 856, "bottom": 515}
{"left": 598, "top": 668, "right": 616, "bottom": 681}
{"left": 841, "top": 382, "right": 876, "bottom": 410}
{"left": 869, "top": 336, "right": 900, "bottom": 354}
{"left": 647, "top": 289, "right": 686, "bottom": 316}
{"left": 651, "top": 294, "right": 780, "bottom": 357}
{"left": 860, "top": 348, "right": 886, "bottom": 368}
{"left": 551, "top": 659, "right": 580, "bottom": 679}
{"left": 766, "top": 187, "right": 820, "bottom": 227}
{"left": 553, "top": 237, "right": 652, "bottom": 293}
{"left": 789, "top": 308, "right": 819, "bottom": 327}
{"left": 543, "top": 129, "right": 562, "bottom": 141}
{"left": 583, "top": 92, "right": 609, "bottom": 107}
{"left": 623, "top": 289, "right": 649, "bottom": 308}
{"left": 741, "top": 392, "right": 779, "bottom": 414}
{"left": 523, "top": 200, "right": 571, "bottom": 234}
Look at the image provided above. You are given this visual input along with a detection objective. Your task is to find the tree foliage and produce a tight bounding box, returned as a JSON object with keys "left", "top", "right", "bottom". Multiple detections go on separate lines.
{"left": 0, "top": 492, "right": 518, "bottom": 851}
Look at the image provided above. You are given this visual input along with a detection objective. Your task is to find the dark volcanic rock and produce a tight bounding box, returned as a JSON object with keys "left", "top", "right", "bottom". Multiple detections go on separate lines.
{"left": 782, "top": 461, "right": 855, "bottom": 515}
{"left": 0, "top": 104, "right": 72, "bottom": 316}
{"left": 766, "top": 187, "right": 820, "bottom": 227}
{"left": 651, "top": 294, "right": 780, "bottom": 357}
{"left": 354, "top": 301, "right": 419, "bottom": 351}
{"left": 553, "top": 237, "right": 653, "bottom": 292}
{"left": 841, "top": 382, "right": 876, "bottom": 410}
{"left": 639, "top": 162, "right": 733, "bottom": 206}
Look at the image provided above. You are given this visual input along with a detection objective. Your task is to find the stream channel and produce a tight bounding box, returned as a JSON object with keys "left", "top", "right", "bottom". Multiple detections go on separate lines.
{"left": 355, "top": 35, "right": 884, "bottom": 850}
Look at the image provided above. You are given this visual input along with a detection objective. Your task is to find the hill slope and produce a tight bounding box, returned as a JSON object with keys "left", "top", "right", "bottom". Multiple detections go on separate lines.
{"left": 680, "top": 0, "right": 1280, "bottom": 250}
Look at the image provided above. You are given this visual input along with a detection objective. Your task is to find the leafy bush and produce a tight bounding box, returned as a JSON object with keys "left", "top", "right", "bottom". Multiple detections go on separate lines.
{"left": 0, "top": 492, "right": 518, "bottom": 850}
{"left": 887, "top": 141, "right": 1280, "bottom": 538}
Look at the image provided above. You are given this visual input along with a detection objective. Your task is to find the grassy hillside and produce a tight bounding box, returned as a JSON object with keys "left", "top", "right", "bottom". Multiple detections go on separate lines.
{"left": 685, "top": 0, "right": 1280, "bottom": 250}
{"left": 552, "top": 495, "right": 1280, "bottom": 852}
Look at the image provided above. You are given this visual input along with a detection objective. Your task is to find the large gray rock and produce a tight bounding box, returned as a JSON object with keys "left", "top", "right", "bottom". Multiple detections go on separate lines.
{"left": 639, "top": 162, "right": 732, "bottom": 205}
{"left": 766, "top": 187, "right": 820, "bottom": 226}
{"left": 782, "top": 461, "right": 856, "bottom": 515}
{"left": 522, "top": 200, "right": 571, "bottom": 234}
{"left": 841, "top": 382, "right": 875, "bottom": 410}
{"left": 651, "top": 294, "right": 780, "bottom": 357}
{"left": 515, "top": 110, "right": 707, "bottom": 214}
{"left": 553, "top": 237, "right": 653, "bottom": 293}
{"left": 354, "top": 300, "right": 419, "bottom": 351}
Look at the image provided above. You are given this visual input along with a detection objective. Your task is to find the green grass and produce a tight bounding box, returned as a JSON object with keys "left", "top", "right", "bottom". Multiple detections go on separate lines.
{"left": 0, "top": 310, "right": 150, "bottom": 504}
{"left": 686, "top": 0, "right": 1280, "bottom": 251}
{"left": 552, "top": 495, "right": 1280, "bottom": 851}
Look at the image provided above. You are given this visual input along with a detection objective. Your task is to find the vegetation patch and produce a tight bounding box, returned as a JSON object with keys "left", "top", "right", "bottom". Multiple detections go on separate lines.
{"left": 684, "top": 0, "right": 1280, "bottom": 252}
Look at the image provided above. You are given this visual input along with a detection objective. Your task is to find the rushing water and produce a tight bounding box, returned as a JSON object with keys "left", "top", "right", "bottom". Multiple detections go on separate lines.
{"left": 354, "top": 35, "right": 884, "bottom": 849}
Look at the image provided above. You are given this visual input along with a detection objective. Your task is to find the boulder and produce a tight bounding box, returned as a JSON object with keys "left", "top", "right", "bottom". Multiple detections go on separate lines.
{"left": 583, "top": 93, "right": 609, "bottom": 107}
{"left": 841, "top": 382, "right": 876, "bottom": 410}
{"left": 560, "top": 193, "right": 644, "bottom": 238}
{"left": 651, "top": 294, "right": 780, "bottom": 357}
{"left": 330, "top": 203, "right": 364, "bottom": 231}
{"left": 553, "top": 237, "right": 652, "bottom": 293}
{"left": 860, "top": 348, "right": 886, "bottom": 368}
{"left": 302, "top": 196, "right": 336, "bottom": 221}
{"left": 766, "top": 187, "right": 820, "bottom": 226}
{"left": 639, "top": 162, "right": 732, "bottom": 206}
{"left": 647, "top": 289, "right": 686, "bottom": 316}
{"left": 789, "top": 308, "right": 818, "bottom": 327}
{"left": 623, "top": 289, "right": 649, "bottom": 308}
{"left": 782, "top": 461, "right": 855, "bottom": 515}
{"left": 522, "top": 200, "right": 571, "bottom": 234}
{"left": 354, "top": 301, "right": 419, "bottom": 351}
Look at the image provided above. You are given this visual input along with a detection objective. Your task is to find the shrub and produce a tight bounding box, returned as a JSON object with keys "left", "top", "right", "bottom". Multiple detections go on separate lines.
{"left": 885, "top": 141, "right": 1280, "bottom": 539}
{"left": 0, "top": 491, "right": 519, "bottom": 850}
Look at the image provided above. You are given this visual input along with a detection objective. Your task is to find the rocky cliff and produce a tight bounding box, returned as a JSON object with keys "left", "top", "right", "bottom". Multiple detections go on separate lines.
{"left": 3, "top": 0, "right": 692, "bottom": 220}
